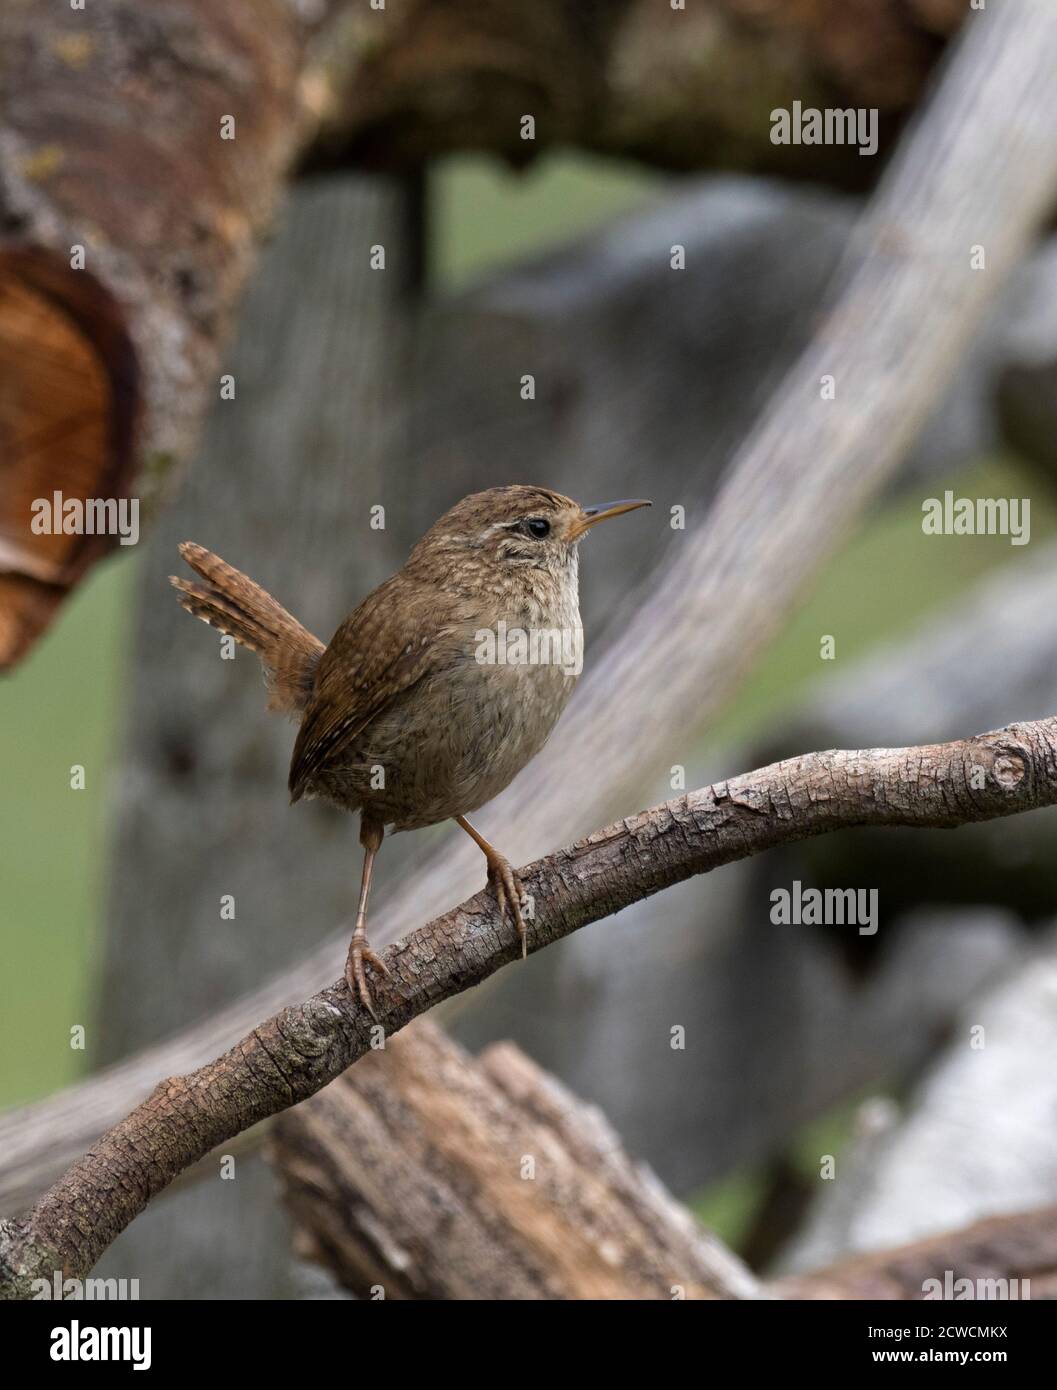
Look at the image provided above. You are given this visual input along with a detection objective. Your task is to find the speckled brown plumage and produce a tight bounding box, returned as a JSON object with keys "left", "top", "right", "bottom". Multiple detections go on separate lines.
{"left": 172, "top": 484, "right": 650, "bottom": 1015}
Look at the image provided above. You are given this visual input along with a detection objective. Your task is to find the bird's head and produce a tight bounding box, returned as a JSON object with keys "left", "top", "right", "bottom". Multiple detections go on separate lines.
{"left": 410, "top": 485, "right": 651, "bottom": 577}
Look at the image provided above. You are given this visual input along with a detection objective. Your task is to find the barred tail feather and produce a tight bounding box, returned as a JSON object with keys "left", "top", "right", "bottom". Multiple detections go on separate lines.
{"left": 170, "top": 542, "right": 323, "bottom": 715}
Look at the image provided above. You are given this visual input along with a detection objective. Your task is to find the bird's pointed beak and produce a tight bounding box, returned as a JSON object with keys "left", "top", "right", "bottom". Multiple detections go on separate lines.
{"left": 570, "top": 498, "right": 652, "bottom": 539}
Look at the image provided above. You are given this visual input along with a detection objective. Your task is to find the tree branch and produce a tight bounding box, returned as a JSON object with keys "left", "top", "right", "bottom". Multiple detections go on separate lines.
{"left": 304, "top": 0, "right": 957, "bottom": 181}
{"left": 3, "top": 715, "right": 1057, "bottom": 1296}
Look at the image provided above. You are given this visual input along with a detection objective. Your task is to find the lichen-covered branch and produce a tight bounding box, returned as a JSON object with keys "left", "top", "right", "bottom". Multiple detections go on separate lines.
{"left": 2, "top": 714, "right": 1056, "bottom": 1296}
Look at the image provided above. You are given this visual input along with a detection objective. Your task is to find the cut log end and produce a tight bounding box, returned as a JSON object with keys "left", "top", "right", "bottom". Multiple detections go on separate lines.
{"left": 0, "top": 248, "right": 138, "bottom": 670}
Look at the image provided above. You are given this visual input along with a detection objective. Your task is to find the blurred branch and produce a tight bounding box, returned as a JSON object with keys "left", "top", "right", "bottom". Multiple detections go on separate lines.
{"left": 3, "top": 0, "right": 1057, "bottom": 1217}
{"left": 776, "top": 1206, "right": 1057, "bottom": 1300}
{"left": 3, "top": 714, "right": 1057, "bottom": 1294}
{"left": 304, "top": 0, "right": 957, "bottom": 181}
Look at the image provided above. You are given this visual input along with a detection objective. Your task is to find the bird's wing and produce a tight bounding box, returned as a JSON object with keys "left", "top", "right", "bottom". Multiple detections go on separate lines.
{"left": 288, "top": 574, "right": 467, "bottom": 803}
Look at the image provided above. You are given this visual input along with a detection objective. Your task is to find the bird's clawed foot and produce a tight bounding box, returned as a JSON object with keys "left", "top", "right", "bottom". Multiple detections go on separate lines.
{"left": 485, "top": 850, "right": 529, "bottom": 959}
{"left": 345, "top": 925, "right": 391, "bottom": 1021}
{"left": 454, "top": 817, "right": 530, "bottom": 959}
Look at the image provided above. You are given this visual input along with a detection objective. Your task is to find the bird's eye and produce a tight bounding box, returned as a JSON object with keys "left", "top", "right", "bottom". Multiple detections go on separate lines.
{"left": 523, "top": 517, "right": 551, "bottom": 539}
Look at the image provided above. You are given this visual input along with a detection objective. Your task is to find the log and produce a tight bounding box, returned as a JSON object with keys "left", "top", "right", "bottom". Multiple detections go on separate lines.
{"left": 278, "top": 1031, "right": 1057, "bottom": 1301}
{"left": 0, "top": 251, "right": 137, "bottom": 660}
{"left": 270, "top": 1019, "right": 757, "bottom": 1300}
{"left": 0, "top": 0, "right": 354, "bottom": 664}
{"left": 307, "top": 0, "right": 958, "bottom": 178}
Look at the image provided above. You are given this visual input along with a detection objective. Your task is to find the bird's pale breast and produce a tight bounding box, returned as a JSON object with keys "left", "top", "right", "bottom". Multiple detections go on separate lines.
{"left": 311, "top": 584, "right": 582, "bottom": 830}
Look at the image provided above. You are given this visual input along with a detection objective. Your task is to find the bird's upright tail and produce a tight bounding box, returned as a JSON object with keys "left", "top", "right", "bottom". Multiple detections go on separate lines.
{"left": 170, "top": 542, "right": 324, "bottom": 716}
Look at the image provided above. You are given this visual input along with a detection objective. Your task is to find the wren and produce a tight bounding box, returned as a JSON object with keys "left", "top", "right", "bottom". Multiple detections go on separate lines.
{"left": 171, "top": 485, "right": 650, "bottom": 1016}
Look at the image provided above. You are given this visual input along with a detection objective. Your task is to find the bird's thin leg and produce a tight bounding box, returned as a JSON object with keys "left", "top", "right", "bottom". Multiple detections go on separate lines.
{"left": 346, "top": 817, "right": 390, "bottom": 1018}
{"left": 455, "top": 815, "right": 528, "bottom": 958}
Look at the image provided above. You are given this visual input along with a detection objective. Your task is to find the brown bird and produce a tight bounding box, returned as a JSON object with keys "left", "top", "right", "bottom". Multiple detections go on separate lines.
{"left": 171, "top": 485, "right": 650, "bottom": 1016}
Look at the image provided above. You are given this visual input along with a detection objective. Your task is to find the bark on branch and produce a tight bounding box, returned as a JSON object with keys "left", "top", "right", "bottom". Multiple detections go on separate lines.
{"left": 3, "top": 715, "right": 1057, "bottom": 1296}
